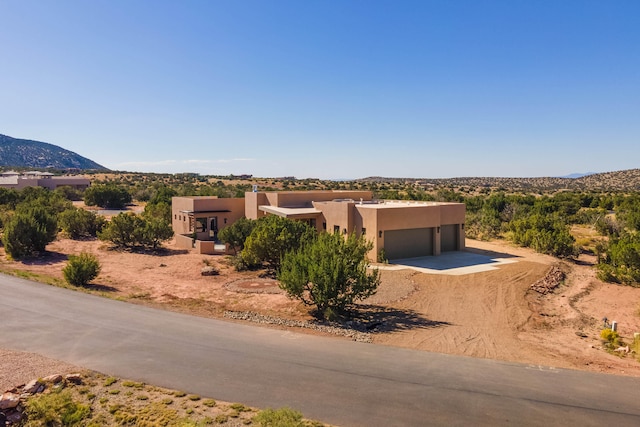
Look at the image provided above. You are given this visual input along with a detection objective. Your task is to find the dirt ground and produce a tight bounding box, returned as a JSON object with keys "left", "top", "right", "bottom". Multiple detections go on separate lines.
{"left": 2, "top": 235, "right": 640, "bottom": 391}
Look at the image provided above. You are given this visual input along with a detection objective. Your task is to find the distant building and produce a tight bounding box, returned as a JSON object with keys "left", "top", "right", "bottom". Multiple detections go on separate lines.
{"left": 0, "top": 171, "right": 90, "bottom": 190}
{"left": 172, "top": 190, "right": 465, "bottom": 261}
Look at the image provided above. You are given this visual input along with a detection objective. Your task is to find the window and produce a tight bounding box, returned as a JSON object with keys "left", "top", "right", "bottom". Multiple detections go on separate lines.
{"left": 323, "top": 222, "right": 327, "bottom": 230}
{"left": 195, "top": 218, "right": 207, "bottom": 232}
{"left": 334, "top": 225, "right": 340, "bottom": 233}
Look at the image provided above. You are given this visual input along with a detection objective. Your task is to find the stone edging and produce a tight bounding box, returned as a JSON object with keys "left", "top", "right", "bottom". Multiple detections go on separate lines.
{"left": 223, "top": 311, "right": 373, "bottom": 343}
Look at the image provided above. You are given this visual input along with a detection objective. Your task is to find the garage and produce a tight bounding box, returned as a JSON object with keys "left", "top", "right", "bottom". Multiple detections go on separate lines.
{"left": 440, "top": 224, "right": 459, "bottom": 252}
{"left": 384, "top": 227, "right": 434, "bottom": 260}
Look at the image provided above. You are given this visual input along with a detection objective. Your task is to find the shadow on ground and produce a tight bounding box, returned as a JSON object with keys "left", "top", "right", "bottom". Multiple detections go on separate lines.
{"left": 390, "top": 248, "right": 520, "bottom": 271}
{"left": 351, "top": 305, "right": 452, "bottom": 333}
{"left": 82, "top": 282, "right": 119, "bottom": 293}
{"left": 19, "top": 251, "right": 68, "bottom": 266}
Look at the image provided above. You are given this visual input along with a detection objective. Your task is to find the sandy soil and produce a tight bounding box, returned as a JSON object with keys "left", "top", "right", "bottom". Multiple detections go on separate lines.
{"left": 2, "top": 235, "right": 640, "bottom": 392}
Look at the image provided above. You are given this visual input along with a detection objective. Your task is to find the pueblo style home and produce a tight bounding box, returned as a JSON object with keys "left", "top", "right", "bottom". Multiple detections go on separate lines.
{"left": 172, "top": 190, "right": 465, "bottom": 261}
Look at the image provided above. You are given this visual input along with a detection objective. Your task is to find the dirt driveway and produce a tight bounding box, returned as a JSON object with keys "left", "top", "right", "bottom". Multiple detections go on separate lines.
{"left": 2, "top": 236, "right": 639, "bottom": 379}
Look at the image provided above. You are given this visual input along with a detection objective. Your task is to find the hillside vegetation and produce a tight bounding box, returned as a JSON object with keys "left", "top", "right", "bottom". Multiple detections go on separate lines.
{"left": 0, "top": 133, "right": 107, "bottom": 170}
{"left": 360, "top": 169, "right": 640, "bottom": 192}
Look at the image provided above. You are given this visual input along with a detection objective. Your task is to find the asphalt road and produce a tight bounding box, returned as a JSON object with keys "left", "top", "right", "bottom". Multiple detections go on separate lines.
{"left": 2, "top": 273, "right": 640, "bottom": 426}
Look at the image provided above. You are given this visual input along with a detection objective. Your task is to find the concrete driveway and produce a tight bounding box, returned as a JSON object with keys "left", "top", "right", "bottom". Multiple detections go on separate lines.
{"left": 380, "top": 250, "right": 519, "bottom": 275}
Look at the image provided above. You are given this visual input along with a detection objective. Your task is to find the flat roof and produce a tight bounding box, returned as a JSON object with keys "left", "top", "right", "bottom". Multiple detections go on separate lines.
{"left": 259, "top": 205, "right": 322, "bottom": 217}
{"left": 180, "top": 209, "right": 231, "bottom": 214}
{"left": 356, "top": 200, "right": 462, "bottom": 209}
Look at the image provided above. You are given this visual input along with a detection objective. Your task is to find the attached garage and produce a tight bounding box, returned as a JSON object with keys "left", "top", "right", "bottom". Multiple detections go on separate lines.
{"left": 440, "top": 224, "right": 460, "bottom": 252}
{"left": 384, "top": 228, "right": 434, "bottom": 260}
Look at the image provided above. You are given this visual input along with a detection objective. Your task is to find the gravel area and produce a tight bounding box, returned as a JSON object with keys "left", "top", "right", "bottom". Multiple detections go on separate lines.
{"left": 0, "top": 348, "right": 81, "bottom": 391}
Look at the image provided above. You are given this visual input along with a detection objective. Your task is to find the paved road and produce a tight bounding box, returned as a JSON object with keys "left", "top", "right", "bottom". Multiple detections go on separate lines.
{"left": 2, "top": 273, "right": 640, "bottom": 426}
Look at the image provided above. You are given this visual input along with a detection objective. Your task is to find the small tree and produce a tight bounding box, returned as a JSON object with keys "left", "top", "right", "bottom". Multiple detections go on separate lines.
{"left": 98, "top": 212, "right": 173, "bottom": 250}
{"left": 63, "top": 252, "right": 101, "bottom": 286}
{"left": 3, "top": 206, "right": 58, "bottom": 259}
{"left": 219, "top": 217, "right": 256, "bottom": 254}
{"left": 84, "top": 184, "right": 132, "bottom": 209}
{"left": 59, "top": 208, "right": 106, "bottom": 239}
{"left": 278, "top": 232, "right": 380, "bottom": 319}
{"left": 242, "top": 215, "right": 314, "bottom": 271}
{"left": 141, "top": 216, "right": 174, "bottom": 249}
{"left": 98, "top": 213, "right": 143, "bottom": 248}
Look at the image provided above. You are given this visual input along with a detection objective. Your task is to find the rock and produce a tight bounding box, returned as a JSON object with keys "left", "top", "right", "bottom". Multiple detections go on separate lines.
{"left": 65, "top": 374, "right": 83, "bottom": 385}
{"left": 0, "top": 393, "right": 20, "bottom": 410}
{"left": 530, "top": 267, "right": 565, "bottom": 295}
{"left": 201, "top": 266, "right": 219, "bottom": 276}
{"left": 23, "top": 379, "right": 43, "bottom": 394}
{"left": 6, "top": 410, "right": 23, "bottom": 424}
{"left": 42, "top": 374, "right": 63, "bottom": 384}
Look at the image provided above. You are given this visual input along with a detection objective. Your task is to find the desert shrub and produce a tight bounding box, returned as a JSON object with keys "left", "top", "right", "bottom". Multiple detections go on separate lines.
{"left": 600, "top": 328, "right": 622, "bottom": 349}
{"left": 84, "top": 184, "right": 132, "bottom": 209}
{"left": 63, "top": 252, "right": 101, "bottom": 286}
{"left": 24, "top": 389, "right": 90, "bottom": 426}
{"left": 507, "top": 213, "right": 578, "bottom": 258}
{"left": 279, "top": 232, "right": 380, "bottom": 319}
{"left": 59, "top": 208, "right": 106, "bottom": 239}
{"left": 242, "top": 215, "right": 315, "bottom": 271}
{"left": 3, "top": 206, "right": 58, "bottom": 259}
{"left": 219, "top": 217, "right": 256, "bottom": 254}
{"left": 98, "top": 213, "right": 173, "bottom": 250}
{"left": 253, "top": 407, "right": 304, "bottom": 427}
{"left": 596, "top": 232, "right": 640, "bottom": 286}
{"left": 54, "top": 185, "right": 84, "bottom": 201}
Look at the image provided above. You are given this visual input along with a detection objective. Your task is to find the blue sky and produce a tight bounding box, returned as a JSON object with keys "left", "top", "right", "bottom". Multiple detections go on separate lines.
{"left": 1, "top": 1, "right": 638, "bottom": 179}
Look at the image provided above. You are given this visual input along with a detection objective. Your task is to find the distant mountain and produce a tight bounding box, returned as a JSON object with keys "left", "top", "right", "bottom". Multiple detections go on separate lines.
{"left": 559, "top": 172, "right": 596, "bottom": 179}
{"left": 358, "top": 169, "right": 640, "bottom": 192}
{"left": 0, "top": 134, "right": 107, "bottom": 170}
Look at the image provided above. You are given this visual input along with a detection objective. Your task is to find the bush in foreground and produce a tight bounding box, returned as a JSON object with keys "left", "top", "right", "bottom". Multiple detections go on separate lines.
{"left": 63, "top": 252, "right": 101, "bottom": 287}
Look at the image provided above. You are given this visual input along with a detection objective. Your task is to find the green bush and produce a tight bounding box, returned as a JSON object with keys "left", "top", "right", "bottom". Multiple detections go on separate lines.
{"left": 253, "top": 407, "right": 304, "bottom": 427}
{"left": 59, "top": 208, "right": 106, "bottom": 239}
{"left": 98, "top": 213, "right": 173, "bottom": 250}
{"left": 24, "top": 389, "right": 91, "bottom": 426}
{"left": 84, "top": 184, "right": 132, "bottom": 209}
{"left": 3, "top": 206, "right": 58, "bottom": 259}
{"left": 600, "top": 328, "right": 622, "bottom": 349}
{"left": 279, "top": 231, "right": 380, "bottom": 319}
{"left": 63, "top": 253, "right": 101, "bottom": 287}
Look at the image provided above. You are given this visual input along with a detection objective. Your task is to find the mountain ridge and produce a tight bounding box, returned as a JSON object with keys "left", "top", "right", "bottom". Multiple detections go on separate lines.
{"left": 358, "top": 169, "right": 640, "bottom": 191}
{"left": 0, "top": 133, "right": 107, "bottom": 170}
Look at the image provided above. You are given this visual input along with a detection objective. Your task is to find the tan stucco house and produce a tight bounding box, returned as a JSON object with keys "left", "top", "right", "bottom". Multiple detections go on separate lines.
{"left": 173, "top": 190, "right": 465, "bottom": 261}
{"left": 0, "top": 171, "right": 90, "bottom": 190}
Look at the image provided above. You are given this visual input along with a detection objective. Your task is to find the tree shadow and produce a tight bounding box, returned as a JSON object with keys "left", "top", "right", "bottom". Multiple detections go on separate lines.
{"left": 343, "top": 304, "right": 452, "bottom": 333}
{"left": 19, "top": 251, "right": 68, "bottom": 266}
{"left": 81, "top": 282, "right": 119, "bottom": 293}
{"left": 101, "top": 246, "right": 190, "bottom": 256}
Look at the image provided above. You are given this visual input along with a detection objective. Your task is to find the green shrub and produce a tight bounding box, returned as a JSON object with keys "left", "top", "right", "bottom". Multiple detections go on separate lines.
{"left": 253, "top": 407, "right": 304, "bottom": 427}
{"left": 3, "top": 206, "right": 58, "bottom": 259}
{"left": 600, "top": 328, "right": 622, "bottom": 349}
{"left": 24, "top": 389, "right": 90, "bottom": 426}
{"left": 63, "top": 253, "right": 101, "bottom": 287}
{"left": 59, "top": 208, "right": 106, "bottom": 239}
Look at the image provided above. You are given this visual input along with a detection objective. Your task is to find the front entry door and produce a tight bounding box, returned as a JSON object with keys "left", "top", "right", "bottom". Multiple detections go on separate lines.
{"left": 209, "top": 217, "right": 218, "bottom": 240}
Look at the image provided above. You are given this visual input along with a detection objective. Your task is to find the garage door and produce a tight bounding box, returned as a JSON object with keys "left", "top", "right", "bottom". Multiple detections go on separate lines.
{"left": 384, "top": 228, "right": 433, "bottom": 260}
{"left": 441, "top": 224, "right": 459, "bottom": 252}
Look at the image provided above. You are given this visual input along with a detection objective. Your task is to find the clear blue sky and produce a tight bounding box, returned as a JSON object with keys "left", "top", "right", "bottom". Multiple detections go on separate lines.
{"left": 1, "top": 1, "right": 638, "bottom": 179}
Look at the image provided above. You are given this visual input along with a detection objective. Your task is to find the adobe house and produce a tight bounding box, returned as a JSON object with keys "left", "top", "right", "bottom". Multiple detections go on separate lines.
{"left": 172, "top": 190, "right": 465, "bottom": 260}
{"left": 0, "top": 171, "right": 91, "bottom": 190}
{"left": 172, "top": 196, "right": 246, "bottom": 254}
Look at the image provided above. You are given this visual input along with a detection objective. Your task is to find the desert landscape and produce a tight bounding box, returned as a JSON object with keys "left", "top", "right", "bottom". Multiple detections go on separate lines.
{"left": 3, "top": 232, "right": 640, "bottom": 390}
